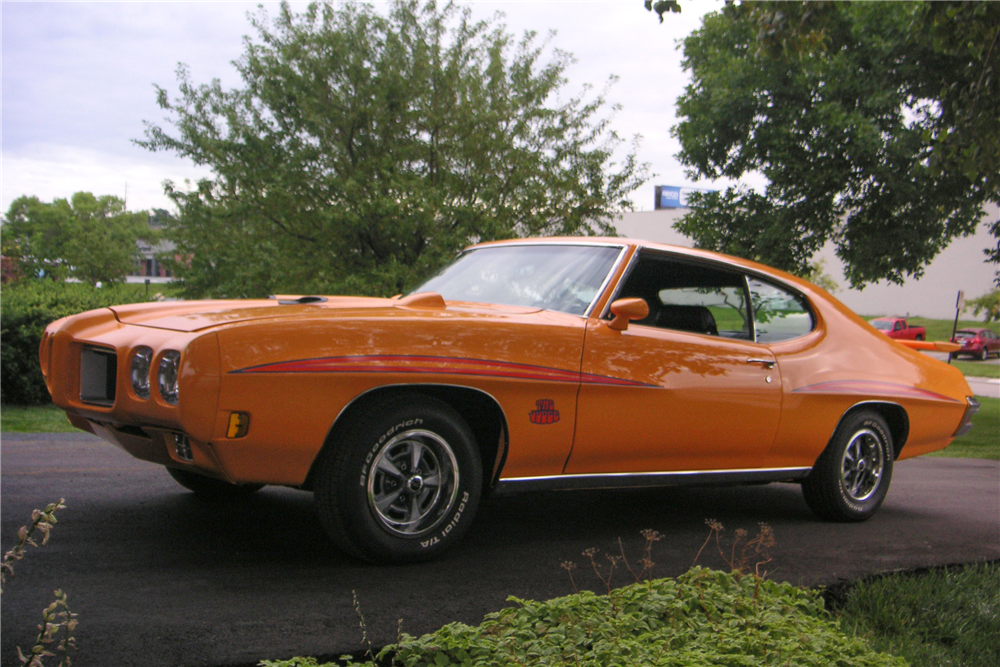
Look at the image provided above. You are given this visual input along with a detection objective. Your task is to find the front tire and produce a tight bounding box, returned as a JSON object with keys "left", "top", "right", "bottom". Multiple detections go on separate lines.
{"left": 802, "top": 411, "right": 894, "bottom": 522}
{"left": 313, "top": 394, "right": 482, "bottom": 563}
{"left": 166, "top": 467, "right": 264, "bottom": 499}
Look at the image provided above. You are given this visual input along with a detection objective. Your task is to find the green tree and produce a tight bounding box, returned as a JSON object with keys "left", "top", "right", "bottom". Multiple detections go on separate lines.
{"left": 138, "top": 0, "right": 648, "bottom": 298}
{"left": 664, "top": 1, "right": 998, "bottom": 288}
{"left": 965, "top": 289, "right": 1000, "bottom": 323}
{"left": 1, "top": 193, "right": 153, "bottom": 286}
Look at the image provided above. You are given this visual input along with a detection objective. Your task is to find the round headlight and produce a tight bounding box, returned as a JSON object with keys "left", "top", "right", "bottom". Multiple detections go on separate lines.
{"left": 130, "top": 347, "right": 153, "bottom": 399}
{"left": 158, "top": 350, "right": 181, "bottom": 405}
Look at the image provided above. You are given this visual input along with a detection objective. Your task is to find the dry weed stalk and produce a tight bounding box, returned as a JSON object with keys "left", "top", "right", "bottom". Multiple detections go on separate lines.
{"left": 16, "top": 590, "right": 78, "bottom": 667}
{"left": 351, "top": 589, "right": 374, "bottom": 661}
{"left": 562, "top": 528, "right": 665, "bottom": 594}
{"left": 694, "top": 519, "right": 776, "bottom": 579}
{"left": 2, "top": 499, "right": 77, "bottom": 666}
{"left": 1, "top": 499, "right": 66, "bottom": 593}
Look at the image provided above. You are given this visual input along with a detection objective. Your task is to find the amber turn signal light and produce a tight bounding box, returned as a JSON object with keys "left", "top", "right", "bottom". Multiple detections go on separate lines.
{"left": 227, "top": 412, "right": 250, "bottom": 438}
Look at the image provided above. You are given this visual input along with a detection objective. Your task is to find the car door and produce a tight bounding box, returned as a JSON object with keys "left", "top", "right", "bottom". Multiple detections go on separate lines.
{"left": 567, "top": 251, "right": 784, "bottom": 475}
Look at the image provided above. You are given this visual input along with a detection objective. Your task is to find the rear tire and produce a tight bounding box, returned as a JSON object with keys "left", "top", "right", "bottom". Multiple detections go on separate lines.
{"left": 802, "top": 411, "right": 893, "bottom": 522}
{"left": 313, "top": 394, "right": 482, "bottom": 563}
{"left": 166, "top": 467, "right": 264, "bottom": 499}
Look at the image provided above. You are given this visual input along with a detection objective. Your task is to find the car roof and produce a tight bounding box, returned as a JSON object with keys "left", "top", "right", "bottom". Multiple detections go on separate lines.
{"left": 467, "top": 236, "right": 806, "bottom": 285}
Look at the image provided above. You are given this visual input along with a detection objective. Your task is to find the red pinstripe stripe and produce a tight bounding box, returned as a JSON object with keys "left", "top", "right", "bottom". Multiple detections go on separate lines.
{"left": 792, "top": 380, "right": 959, "bottom": 402}
{"left": 232, "top": 355, "right": 652, "bottom": 387}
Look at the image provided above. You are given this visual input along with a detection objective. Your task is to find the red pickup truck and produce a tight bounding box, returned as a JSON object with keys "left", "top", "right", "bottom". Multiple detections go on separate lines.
{"left": 870, "top": 317, "right": 926, "bottom": 340}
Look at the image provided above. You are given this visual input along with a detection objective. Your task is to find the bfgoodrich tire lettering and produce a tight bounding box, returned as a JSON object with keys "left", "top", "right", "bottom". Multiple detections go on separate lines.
{"left": 314, "top": 394, "right": 482, "bottom": 563}
{"left": 802, "top": 410, "right": 894, "bottom": 522}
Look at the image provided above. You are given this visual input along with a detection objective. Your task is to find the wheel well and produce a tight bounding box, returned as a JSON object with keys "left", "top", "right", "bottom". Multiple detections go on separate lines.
{"left": 832, "top": 402, "right": 910, "bottom": 460}
{"left": 303, "top": 385, "right": 509, "bottom": 492}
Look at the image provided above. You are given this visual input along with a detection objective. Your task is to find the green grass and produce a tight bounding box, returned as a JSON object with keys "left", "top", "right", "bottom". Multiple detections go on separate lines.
{"left": 0, "top": 404, "right": 76, "bottom": 433}
{"left": 837, "top": 561, "right": 1000, "bottom": 667}
{"left": 925, "top": 396, "right": 999, "bottom": 460}
{"left": 863, "top": 315, "right": 1000, "bottom": 341}
{"left": 949, "top": 359, "right": 1000, "bottom": 378}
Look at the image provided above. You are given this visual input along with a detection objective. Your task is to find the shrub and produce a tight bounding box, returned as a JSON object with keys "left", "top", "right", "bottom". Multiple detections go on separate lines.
{"left": 0, "top": 281, "right": 156, "bottom": 405}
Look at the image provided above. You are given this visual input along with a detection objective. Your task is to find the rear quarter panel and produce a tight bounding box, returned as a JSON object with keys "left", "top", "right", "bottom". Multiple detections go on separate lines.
{"left": 767, "top": 281, "right": 969, "bottom": 466}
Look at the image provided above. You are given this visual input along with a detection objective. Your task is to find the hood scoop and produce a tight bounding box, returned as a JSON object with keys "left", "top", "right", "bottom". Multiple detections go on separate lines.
{"left": 396, "top": 292, "right": 446, "bottom": 309}
{"left": 271, "top": 295, "right": 328, "bottom": 306}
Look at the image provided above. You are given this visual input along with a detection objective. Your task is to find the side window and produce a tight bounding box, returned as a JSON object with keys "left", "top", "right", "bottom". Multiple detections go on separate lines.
{"left": 747, "top": 278, "right": 814, "bottom": 342}
{"left": 612, "top": 252, "right": 752, "bottom": 340}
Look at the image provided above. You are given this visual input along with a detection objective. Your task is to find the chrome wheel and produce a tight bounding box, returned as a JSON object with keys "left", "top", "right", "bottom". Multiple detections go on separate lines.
{"left": 367, "top": 429, "right": 459, "bottom": 537}
{"left": 839, "top": 428, "right": 885, "bottom": 502}
{"left": 313, "top": 393, "right": 483, "bottom": 563}
{"left": 802, "top": 410, "right": 894, "bottom": 522}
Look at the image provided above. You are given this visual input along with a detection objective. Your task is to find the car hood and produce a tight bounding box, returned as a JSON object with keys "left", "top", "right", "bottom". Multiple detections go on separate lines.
{"left": 109, "top": 295, "right": 542, "bottom": 332}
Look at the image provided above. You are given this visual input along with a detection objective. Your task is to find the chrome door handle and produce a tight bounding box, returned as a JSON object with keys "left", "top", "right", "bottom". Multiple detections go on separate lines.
{"left": 746, "top": 358, "right": 776, "bottom": 369}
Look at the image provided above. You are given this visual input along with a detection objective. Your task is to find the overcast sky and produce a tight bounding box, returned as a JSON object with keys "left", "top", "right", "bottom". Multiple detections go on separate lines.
{"left": 1, "top": 1, "right": 732, "bottom": 216}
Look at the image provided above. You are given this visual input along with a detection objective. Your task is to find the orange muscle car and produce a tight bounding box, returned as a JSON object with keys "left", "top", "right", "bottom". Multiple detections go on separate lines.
{"left": 40, "top": 239, "right": 979, "bottom": 562}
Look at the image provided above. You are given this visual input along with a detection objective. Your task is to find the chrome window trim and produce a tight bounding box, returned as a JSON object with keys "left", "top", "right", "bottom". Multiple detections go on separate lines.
{"left": 584, "top": 244, "right": 630, "bottom": 318}
{"left": 744, "top": 274, "right": 817, "bottom": 344}
{"left": 744, "top": 273, "right": 758, "bottom": 343}
{"left": 598, "top": 247, "right": 643, "bottom": 320}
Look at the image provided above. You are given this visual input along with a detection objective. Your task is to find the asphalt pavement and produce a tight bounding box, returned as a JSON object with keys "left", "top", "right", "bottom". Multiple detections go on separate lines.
{"left": 2, "top": 432, "right": 998, "bottom": 667}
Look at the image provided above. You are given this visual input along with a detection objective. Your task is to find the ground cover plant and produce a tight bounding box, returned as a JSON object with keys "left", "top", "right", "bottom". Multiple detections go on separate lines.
{"left": 262, "top": 567, "right": 906, "bottom": 667}
{"left": 836, "top": 561, "right": 1000, "bottom": 667}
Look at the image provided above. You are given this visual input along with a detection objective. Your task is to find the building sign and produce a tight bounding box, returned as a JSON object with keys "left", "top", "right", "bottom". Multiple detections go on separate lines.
{"left": 654, "top": 185, "right": 712, "bottom": 210}
{"left": 655, "top": 186, "right": 683, "bottom": 209}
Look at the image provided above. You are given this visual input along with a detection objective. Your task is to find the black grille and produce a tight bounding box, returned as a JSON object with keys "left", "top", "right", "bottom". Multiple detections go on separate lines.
{"left": 80, "top": 347, "right": 117, "bottom": 406}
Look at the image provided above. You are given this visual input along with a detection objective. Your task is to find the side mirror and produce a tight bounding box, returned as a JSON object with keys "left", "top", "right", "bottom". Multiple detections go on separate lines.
{"left": 607, "top": 298, "right": 649, "bottom": 331}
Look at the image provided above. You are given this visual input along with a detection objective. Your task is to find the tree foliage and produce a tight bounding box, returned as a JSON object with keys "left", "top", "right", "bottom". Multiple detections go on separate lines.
{"left": 1, "top": 193, "right": 152, "bottom": 286}
{"left": 965, "top": 289, "right": 1000, "bottom": 323}
{"left": 139, "top": 0, "right": 648, "bottom": 298}
{"left": 0, "top": 281, "right": 157, "bottom": 405}
{"left": 670, "top": 1, "right": 999, "bottom": 288}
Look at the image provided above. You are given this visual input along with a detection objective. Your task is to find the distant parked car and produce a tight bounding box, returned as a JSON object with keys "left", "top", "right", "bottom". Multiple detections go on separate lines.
{"left": 950, "top": 328, "right": 1000, "bottom": 361}
{"left": 870, "top": 317, "right": 926, "bottom": 341}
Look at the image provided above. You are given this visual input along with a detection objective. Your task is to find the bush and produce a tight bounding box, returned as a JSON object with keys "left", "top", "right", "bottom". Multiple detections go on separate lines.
{"left": 0, "top": 281, "right": 157, "bottom": 405}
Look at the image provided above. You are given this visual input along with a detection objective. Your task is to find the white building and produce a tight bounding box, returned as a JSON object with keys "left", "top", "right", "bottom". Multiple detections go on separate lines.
{"left": 613, "top": 199, "right": 999, "bottom": 320}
